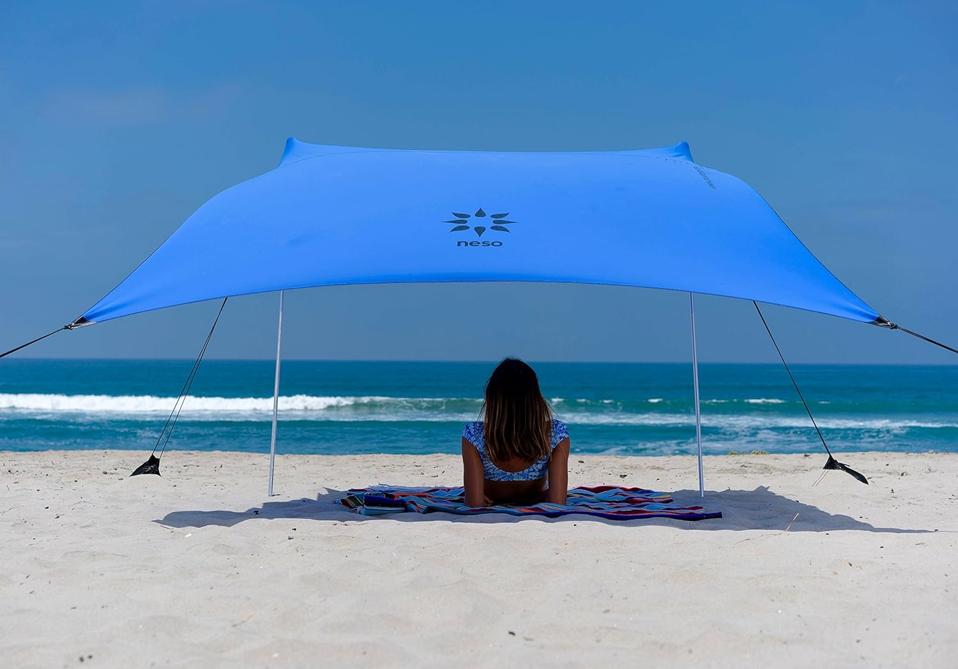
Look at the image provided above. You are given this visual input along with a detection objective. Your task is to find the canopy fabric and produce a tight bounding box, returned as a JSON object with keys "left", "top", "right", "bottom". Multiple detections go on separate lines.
{"left": 79, "top": 139, "right": 879, "bottom": 324}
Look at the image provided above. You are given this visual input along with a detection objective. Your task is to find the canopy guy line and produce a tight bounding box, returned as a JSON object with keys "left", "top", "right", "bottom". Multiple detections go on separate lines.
{"left": 130, "top": 297, "right": 228, "bottom": 477}
{"left": 0, "top": 315, "right": 93, "bottom": 360}
{"left": 156, "top": 298, "right": 228, "bottom": 458}
{"left": 0, "top": 326, "right": 66, "bottom": 359}
{"left": 753, "top": 301, "right": 868, "bottom": 485}
{"left": 875, "top": 317, "right": 958, "bottom": 355}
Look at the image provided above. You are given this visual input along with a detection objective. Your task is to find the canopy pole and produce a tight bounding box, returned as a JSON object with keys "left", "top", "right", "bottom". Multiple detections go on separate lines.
{"left": 689, "top": 293, "right": 705, "bottom": 498}
{"left": 267, "top": 290, "right": 285, "bottom": 497}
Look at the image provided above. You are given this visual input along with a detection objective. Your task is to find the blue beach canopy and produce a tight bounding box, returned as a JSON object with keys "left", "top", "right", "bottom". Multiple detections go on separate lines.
{"left": 79, "top": 138, "right": 878, "bottom": 324}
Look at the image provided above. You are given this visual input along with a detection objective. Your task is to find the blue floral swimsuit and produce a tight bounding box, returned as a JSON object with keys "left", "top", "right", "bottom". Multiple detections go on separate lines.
{"left": 463, "top": 419, "right": 569, "bottom": 482}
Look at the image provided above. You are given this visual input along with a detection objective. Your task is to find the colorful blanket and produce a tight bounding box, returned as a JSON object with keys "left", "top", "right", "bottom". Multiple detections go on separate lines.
{"left": 340, "top": 485, "right": 721, "bottom": 521}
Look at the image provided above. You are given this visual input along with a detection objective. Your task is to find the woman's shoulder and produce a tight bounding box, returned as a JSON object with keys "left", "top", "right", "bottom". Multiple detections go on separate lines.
{"left": 462, "top": 421, "right": 484, "bottom": 445}
{"left": 551, "top": 418, "right": 570, "bottom": 445}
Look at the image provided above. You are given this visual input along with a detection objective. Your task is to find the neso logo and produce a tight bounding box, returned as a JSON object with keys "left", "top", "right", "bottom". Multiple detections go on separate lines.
{"left": 445, "top": 208, "right": 515, "bottom": 247}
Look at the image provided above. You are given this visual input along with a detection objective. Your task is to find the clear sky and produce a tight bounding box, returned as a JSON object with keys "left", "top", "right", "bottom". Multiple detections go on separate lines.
{"left": 1, "top": 1, "right": 955, "bottom": 363}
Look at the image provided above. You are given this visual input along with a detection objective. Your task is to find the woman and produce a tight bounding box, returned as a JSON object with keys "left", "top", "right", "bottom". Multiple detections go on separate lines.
{"left": 461, "top": 358, "right": 570, "bottom": 507}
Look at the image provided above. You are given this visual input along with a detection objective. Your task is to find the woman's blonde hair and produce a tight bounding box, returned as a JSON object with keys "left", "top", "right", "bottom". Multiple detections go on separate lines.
{"left": 482, "top": 358, "right": 552, "bottom": 464}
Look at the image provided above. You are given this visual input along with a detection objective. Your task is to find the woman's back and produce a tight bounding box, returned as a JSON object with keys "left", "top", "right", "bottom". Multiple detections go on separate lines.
{"left": 463, "top": 418, "right": 569, "bottom": 482}
{"left": 460, "top": 359, "right": 571, "bottom": 507}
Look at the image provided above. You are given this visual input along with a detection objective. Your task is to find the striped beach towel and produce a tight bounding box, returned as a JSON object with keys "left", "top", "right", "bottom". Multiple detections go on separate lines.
{"left": 341, "top": 485, "right": 721, "bottom": 521}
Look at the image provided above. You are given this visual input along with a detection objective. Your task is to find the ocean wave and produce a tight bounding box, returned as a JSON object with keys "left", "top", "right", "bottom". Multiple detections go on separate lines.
{"left": 559, "top": 413, "right": 958, "bottom": 430}
{"left": 0, "top": 393, "right": 481, "bottom": 420}
{"left": 0, "top": 393, "right": 955, "bottom": 431}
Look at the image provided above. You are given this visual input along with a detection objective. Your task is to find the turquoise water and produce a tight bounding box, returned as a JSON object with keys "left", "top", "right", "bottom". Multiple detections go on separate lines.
{"left": 0, "top": 360, "right": 955, "bottom": 456}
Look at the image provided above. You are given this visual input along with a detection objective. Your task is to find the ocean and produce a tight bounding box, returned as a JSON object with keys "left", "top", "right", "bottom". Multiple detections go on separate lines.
{"left": 0, "top": 360, "right": 955, "bottom": 456}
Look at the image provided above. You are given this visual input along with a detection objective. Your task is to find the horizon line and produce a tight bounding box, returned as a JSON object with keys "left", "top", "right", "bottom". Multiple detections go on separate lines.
{"left": 6, "top": 357, "right": 957, "bottom": 367}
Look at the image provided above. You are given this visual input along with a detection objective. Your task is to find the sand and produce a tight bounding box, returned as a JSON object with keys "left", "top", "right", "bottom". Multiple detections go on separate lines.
{"left": 1, "top": 450, "right": 955, "bottom": 668}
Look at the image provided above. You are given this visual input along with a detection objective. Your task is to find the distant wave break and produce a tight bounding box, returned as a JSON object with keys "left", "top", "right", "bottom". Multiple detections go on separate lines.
{"left": 0, "top": 393, "right": 954, "bottom": 431}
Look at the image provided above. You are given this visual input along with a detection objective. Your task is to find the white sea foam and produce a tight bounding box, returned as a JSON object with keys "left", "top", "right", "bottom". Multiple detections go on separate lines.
{"left": 0, "top": 393, "right": 481, "bottom": 421}
{"left": 744, "top": 398, "right": 786, "bottom": 404}
{"left": 0, "top": 393, "right": 391, "bottom": 413}
{"left": 562, "top": 413, "right": 957, "bottom": 430}
{"left": 0, "top": 393, "right": 954, "bottom": 431}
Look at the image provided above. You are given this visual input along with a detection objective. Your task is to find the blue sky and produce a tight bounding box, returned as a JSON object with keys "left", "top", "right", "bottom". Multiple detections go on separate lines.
{"left": 1, "top": 1, "right": 955, "bottom": 362}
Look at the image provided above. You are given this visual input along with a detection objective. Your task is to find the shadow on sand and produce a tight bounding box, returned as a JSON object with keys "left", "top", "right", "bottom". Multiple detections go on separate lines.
{"left": 157, "top": 486, "right": 933, "bottom": 534}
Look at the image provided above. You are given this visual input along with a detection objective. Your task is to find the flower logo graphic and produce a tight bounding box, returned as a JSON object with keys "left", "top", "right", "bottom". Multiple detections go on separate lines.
{"left": 445, "top": 208, "right": 515, "bottom": 237}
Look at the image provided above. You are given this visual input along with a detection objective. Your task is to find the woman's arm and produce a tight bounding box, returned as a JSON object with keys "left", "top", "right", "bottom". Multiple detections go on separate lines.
{"left": 461, "top": 437, "right": 487, "bottom": 507}
{"left": 546, "top": 437, "right": 570, "bottom": 504}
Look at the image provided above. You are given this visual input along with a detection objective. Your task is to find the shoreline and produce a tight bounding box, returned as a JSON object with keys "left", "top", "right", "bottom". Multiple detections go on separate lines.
{"left": 2, "top": 450, "right": 956, "bottom": 667}
{"left": 1, "top": 446, "right": 953, "bottom": 457}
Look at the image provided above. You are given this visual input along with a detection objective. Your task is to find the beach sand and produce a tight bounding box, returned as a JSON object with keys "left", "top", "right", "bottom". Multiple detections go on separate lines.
{"left": 1, "top": 450, "right": 955, "bottom": 668}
